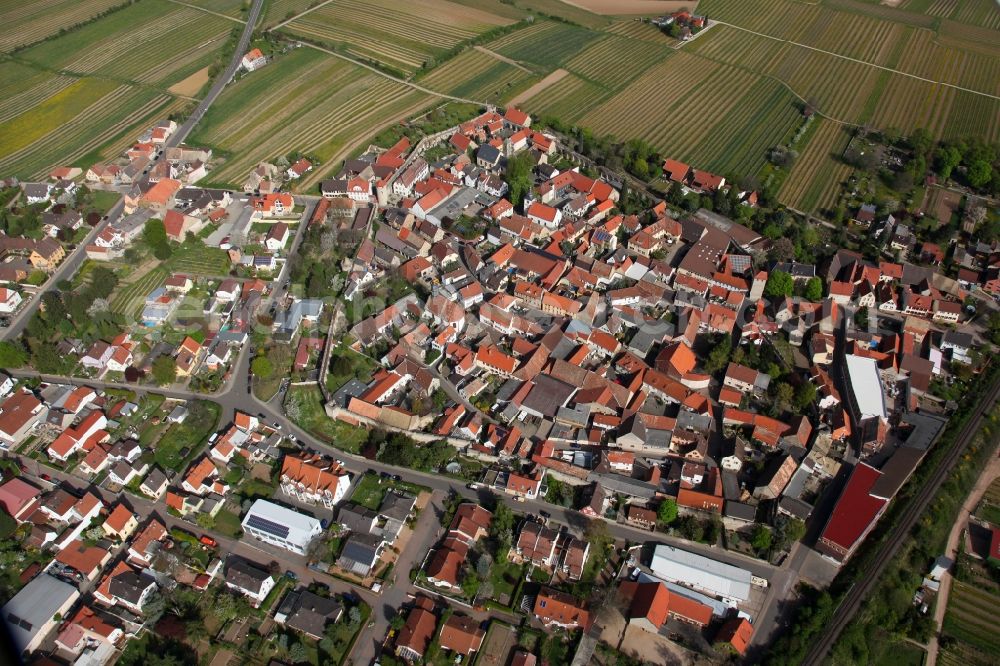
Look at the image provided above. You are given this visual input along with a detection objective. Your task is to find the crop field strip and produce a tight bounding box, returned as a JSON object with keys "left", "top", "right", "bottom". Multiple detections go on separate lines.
{"left": 502, "top": 0, "right": 610, "bottom": 29}
{"left": 487, "top": 20, "right": 596, "bottom": 68}
{"left": 190, "top": 48, "right": 433, "bottom": 187}
{"left": 943, "top": 581, "right": 1000, "bottom": 657}
{"left": 699, "top": 0, "right": 1000, "bottom": 96}
{"left": 111, "top": 266, "right": 169, "bottom": 319}
{"left": 282, "top": 0, "right": 515, "bottom": 75}
{"left": 520, "top": 73, "right": 609, "bottom": 123}
{"left": 778, "top": 120, "right": 854, "bottom": 213}
{"left": 182, "top": 0, "right": 246, "bottom": 18}
{"left": 17, "top": 2, "right": 232, "bottom": 88}
{"left": 416, "top": 49, "right": 538, "bottom": 104}
{"left": 562, "top": 33, "right": 671, "bottom": 90}
{"left": 842, "top": 0, "right": 1000, "bottom": 30}
{"left": 604, "top": 20, "right": 682, "bottom": 45}
{"left": 0, "top": 0, "right": 123, "bottom": 53}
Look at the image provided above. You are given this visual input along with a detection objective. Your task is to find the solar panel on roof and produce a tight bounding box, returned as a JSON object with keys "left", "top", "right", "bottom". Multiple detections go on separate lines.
{"left": 245, "top": 514, "right": 290, "bottom": 539}
{"left": 726, "top": 254, "right": 751, "bottom": 272}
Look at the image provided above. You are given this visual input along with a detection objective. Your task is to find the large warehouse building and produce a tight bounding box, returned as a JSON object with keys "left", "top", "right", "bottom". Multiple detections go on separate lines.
{"left": 241, "top": 499, "right": 323, "bottom": 555}
{"left": 649, "top": 544, "right": 753, "bottom": 603}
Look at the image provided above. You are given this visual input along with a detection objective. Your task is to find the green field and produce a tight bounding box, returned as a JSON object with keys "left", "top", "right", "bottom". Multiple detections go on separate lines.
{"left": 0, "top": 0, "right": 124, "bottom": 53}
{"left": 416, "top": 49, "right": 539, "bottom": 104}
{"left": 487, "top": 20, "right": 596, "bottom": 68}
{"left": 0, "top": 0, "right": 232, "bottom": 179}
{"left": 111, "top": 266, "right": 168, "bottom": 318}
{"left": 167, "top": 245, "right": 232, "bottom": 277}
{"left": 188, "top": 47, "right": 433, "bottom": 189}
{"left": 281, "top": 0, "right": 517, "bottom": 75}
{"left": 942, "top": 581, "right": 1000, "bottom": 659}
{"left": 778, "top": 119, "right": 855, "bottom": 213}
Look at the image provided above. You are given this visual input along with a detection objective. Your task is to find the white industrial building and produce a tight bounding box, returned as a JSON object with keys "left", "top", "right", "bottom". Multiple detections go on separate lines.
{"left": 241, "top": 499, "right": 323, "bottom": 555}
{"left": 649, "top": 544, "right": 753, "bottom": 603}
{"left": 844, "top": 354, "right": 887, "bottom": 421}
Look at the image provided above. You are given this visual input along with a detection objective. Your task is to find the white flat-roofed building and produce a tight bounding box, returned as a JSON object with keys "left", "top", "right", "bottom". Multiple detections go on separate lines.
{"left": 649, "top": 544, "right": 753, "bottom": 603}
{"left": 844, "top": 354, "right": 887, "bottom": 421}
{"left": 241, "top": 499, "right": 323, "bottom": 555}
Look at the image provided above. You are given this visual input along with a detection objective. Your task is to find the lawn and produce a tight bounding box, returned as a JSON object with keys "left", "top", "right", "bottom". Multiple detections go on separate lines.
{"left": 213, "top": 508, "right": 243, "bottom": 538}
{"left": 154, "top": 400, "right": 221, "bottom": 471}
{"left": 349, "top": 473, "right": 387, "bottom": 510}
{"left": 285, "top": 386, "right": 368, "bottom": 453}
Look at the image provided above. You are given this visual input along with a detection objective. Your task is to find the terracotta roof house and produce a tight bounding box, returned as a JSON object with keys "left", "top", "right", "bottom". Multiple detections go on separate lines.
{"left": 716, "top": 616, "right": 753, "bottom": 655}
{"left": 0, "top": 477, "right": 41, "bottom": 522}
{"left": 102, "top": 503, "right": 138, "bottom": 541}
{"left": 280, "top": 453, "right": 351, "bottom": 508}
{"left": 533, "top": 587, "right": 589, "bottom": 630}
{"left": 438, "top": 614, "right": 485, "bottom": 657}
{"left": 448, "top": 503, "right": 492, "bottom": 544}
{"left": 54, "top": 539, "right": 112, "bottom": 581}
{"left": 396, "top": 596, "right": 438, "bottom": 662}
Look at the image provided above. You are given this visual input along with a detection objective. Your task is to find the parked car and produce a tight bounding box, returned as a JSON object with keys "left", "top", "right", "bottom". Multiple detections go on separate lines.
{"left": 199, "top": 535, "right": 218, "bottom": 548}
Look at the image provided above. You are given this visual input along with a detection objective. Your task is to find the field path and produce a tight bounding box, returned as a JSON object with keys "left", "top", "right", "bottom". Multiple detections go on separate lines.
{"left": 473, "top": 45, "right": 532, "bottom": 72}
{"left": 268, "top": 0, "right": 335, "bottom": 31}
{"left": 164, "top": 0, "right": 246, "bottom": 23}
{"left": 709, "top": 19, "right": 1000, "bottom": 101}
{"left": 295, "top": 42, "right": 486, "bottom": 105}
{"left": 508, "top": 68, "right": 569, "bottom": 105}
{"left": 925, "top": 453, "right": 1000, "bottom": 666}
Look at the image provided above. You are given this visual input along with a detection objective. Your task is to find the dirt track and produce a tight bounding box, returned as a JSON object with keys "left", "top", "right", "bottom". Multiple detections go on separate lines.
{"left": 508, "top": 68, "right": 569, "bottom": 106}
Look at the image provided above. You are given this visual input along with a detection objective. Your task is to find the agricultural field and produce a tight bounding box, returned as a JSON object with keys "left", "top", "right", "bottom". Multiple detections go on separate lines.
{"left": 281, "top": 0, "right": 517, "bottom": 75}
{"left": 16, "top": 0, "right": 234, "bottom": 89}
{"left": 941, "top": 580, "right": 1000, "bottom": 662}
{"left": 0, "top": 0, "right": 235, "bottom": 178}
{"left": 167, "top": 245, "right": 232, "bottom": 277}
{"left": 604, "top": 19, "right": 682, "bottom": 45}
{"left": 0, "top": 72, "right": 181, "bottom": 179}
{"left": 0, "top": 0, "right": 123, "bottom": 53}
{"left": 417, "top": 49, "right": 539, "bottom": 104}
{"left": 778, "top": 120, "right": 855, "bottom": 213}
{"left": 563, "top": 33, "right": 670, "bottom": 89}
{"left": 486, "top": 20, "right": 597, "bottom": 68}
{"left": 188, "top": 47, "right": 433, "bottom": 190}
{"left": 262, "top": 0, "right": 316, "bottom": 28}
{"left": 182, "top": 0, "right": 247, "bottom": 19}
{"left": 839, "top": 0, "right": 1000, "bottom": 30}
{"left": 517, "top": 72, "right": 608, "bottom": 123}
{"left": 111, "top": 266, "right": 169, "bottom": 318}
{"left": 502, "top": 0, "right": 610, "bottom": 29}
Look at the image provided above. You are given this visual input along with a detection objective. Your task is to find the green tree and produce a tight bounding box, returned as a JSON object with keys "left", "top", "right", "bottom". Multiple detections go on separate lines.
{"left": 0, "top": 341, "right": 27, "bottom": 367}
{"left": 657, "top": 498, "right": 678, "bottom": 525}
{"left": 288, "top": 641, "right": 308, "bottom": 664}
{"left": 764, "top": 271, "right": 794, "bottom": 297}
{"left": 251, "top": 355, "right": 274, "bottom": 379}
{"left": 774, "top": 382, "right": 795, "bottom": 411}
{"left": 967, "top": 159, "right": 993, "bottom": 189}
{"left": 505, "top": 152, "right": 533, "bottom": 208}
{"left": 794, "top": 382, "right": 817, "bottom": 411}
{"left": 935, "top": 145, "right": 961, "bottom": 180}
{"left": 704, "top": 334, "right": 732, "bottom": 374}
{"left": 143, "top": 218, "right": 172, "bottom": 260}
{"left": 804, "top": 277, "right": 823, "bottom": 301}
{"left": 152, "top": 355, "right": 176, "bottom": 385}
{"left": 751, "top": 525, "right": 772, "bottom": 554}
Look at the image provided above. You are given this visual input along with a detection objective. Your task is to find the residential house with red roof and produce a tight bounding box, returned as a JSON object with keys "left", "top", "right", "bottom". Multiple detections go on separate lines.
{"left": 0, "top": 390, "right": 44, "bottom": 447}
{"left": 395, "top": 596, "right": 438, "bottom": 662}
{"left": 438, "top": 615, "right": 485, "bottom": 657}
{"left": 533, "top": 587, "right": 589, "bottom": 630}
{"left": 280, "top": 453, "right": 351, "bottom": 508}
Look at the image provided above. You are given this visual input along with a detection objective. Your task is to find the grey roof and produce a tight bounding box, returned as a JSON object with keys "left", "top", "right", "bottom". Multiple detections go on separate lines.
{"left": 278, "top": 589, "right": 343, "bottom": 638}
{"left": 477, "top": 144, "right": 501, "bottom": 164}
{"left": 723, "top": 501, "right": 756, "bottom": 522}
{"left": 521, "top": 374, "right": 576, "bottom": 418}
{"left": 109, "top": 568, "right": 156, "bottom": 605}
{"left": 589, "top": 472, "right": 658, "bottom": 499}
{"left": 378, "top": 490, "right": 415, "bottom": 522}
{"left": 225, "top": 558, "right": 272, "bottom": 594}
{"left": 337, "top": 502, "right": 379, "bottom": 533}
{"left": 331, "top": 379, "right": 369, "bottom": 409}
{"left": 142, "top": 466, "right": 168, "bottom": 491}
{"left": 778, "top": 496, "right": 812, "bottom": 520}
{"left": 2, "top": 573, "right": 79, "bottom": 652}
{"left": 941, "top": 329, "right": 973, "bottom": 349}
{"left": 337, "top": 532, "right": 384, "bottom": 574}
